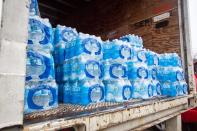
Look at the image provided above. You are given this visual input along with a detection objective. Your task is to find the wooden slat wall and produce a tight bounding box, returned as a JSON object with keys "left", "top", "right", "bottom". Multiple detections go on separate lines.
{"left": 108, "top": 9, "right": 181, "bottom": 54}
{"left": 99, "top": 0, "right": 181, "bottom": 54}
{"left": 42, "top": 0, "right": 181, "bottom": 54}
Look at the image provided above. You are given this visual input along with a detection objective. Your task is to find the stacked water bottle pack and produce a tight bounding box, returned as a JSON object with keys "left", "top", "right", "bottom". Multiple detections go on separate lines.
{"left": 121, "top": 35, "right": 155, "bottom": 99}
{"left": 24, "top": 1, "right": 58, "bottom": 114}
{"left": 54, "top": 25, "right": 105, "bottom": 105}
{"left": 103, "top": 39, "right": 132, "bottom": 102}
{"left": 146, "top": 50, "right": 162, "bottom": 97}
{"left": 157, "top": 53, "right": 188, "bottom": 96}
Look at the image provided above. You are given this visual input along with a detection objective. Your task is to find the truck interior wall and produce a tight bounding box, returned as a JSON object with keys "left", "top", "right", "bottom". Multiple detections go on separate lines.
{"left": 38, "top": 0, "right": 181, "bottom": 54}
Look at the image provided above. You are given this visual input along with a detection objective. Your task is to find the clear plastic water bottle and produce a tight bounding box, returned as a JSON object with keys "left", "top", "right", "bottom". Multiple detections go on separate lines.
{"left": 63, "top": 82, "right": 71, "bottom": 103}
{"left": 136, "top": 48, "right": 147, "bottom": 63}
{"left": 127, "top": 62, "right": 149, "bottom": 81}
{"left": 146, "top": 50, "right": 159, "bottom": 66}
{"left": 63, "top": 59, "right": 71, "bottom": 81}
{"left": 161, "top": 82, "right": 178, "bottom": 97}
{"left": 102, "top": 40, "right": 117, "bottom": 60}
{"left": 29, "top": 0, "right": 39, "bottom": 16}
{"left": 24, "top": 81, "right": 58, "bottom": 114}
{"left": 158, "top": 53, "right": 182, "bottom": 67}
{"left": 53, "top": 43, "right": 65, "bottom": 65}
{"left": 55, "top": 65, "right": 64, "bottom": 83}
{"left": 71, "top": 80, "right": 105, "bottom": 105}
{"left": 26, "top": 49, "right": 55, "bottom": 81}
{"left": 69, "top": 56, "right": 103, "bottom": 81}
{"left": 54, "top": 25, "right": 78, "bottom": 62}
{"left": 148, "top": 66, "right": 157, "bottom": 80}
{"left": 58, "top": 83, "right": 64, "bottom": 103}
{"left": 104, "top": 79, "right": 132, "bottom": 102}
{"left": 103, "top": 59, "right": 127, "bottom": 80}
{"left": 152, "top": 80, "right": 162, "bottom": 96}
{"left": 82, "top": 80, "right": 105, "bottom": 105}
{"left": 182, "top": 82, "right": 188, "bottom": 95}
{"left": 66, "top": 33, "right": 103, "bottom": 59}
{"left": 131, "top": 80, "right": 153, "bottom": 99}
{"left": 70, "top": 81, "right": 80, "bottom": 104}
{"left": 176, "top": 81, "right": 188, "bottom": 96}
{"left": 28, "top": 16, "right": 54, "bottom": 52}
{"left": 103, "top": 39, "right": 132, "bottom": 61}
{"left": 119, "top": 34, "right": 143, "bottom": 49}
{"left": 157, "top": 67, "right": 184, "bottom": 82}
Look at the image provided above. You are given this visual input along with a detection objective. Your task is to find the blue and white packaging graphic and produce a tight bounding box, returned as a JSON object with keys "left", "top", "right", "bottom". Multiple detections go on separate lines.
{"left": 158, "top": 53, "right": 182, "bottom": 67}
{"left": 127, "top": 48, "right": 147, "bottom": 63}
{"left": 103, "top": 40, "right": 132, "bottom": 61}
{"left": 119, "top": 34, "right": 143, "bottom": 49}
{"left": 152, "top": 80, "right": 162, "bottom": 96}
{"left": 104, "top": 79, "right": 132, "bottom": 102}
{"left": 66, "top": 56, "right": 103, "bottom": 81}
{"left": 26, "top": 50, "right": 55, "bottom": 81}
{"left": 176, "top": 81, "right": 188, "bottom": 96}
{"left": 157, "top": 67, "right": 185, "bottom": 82}
{"left": 103, "top": 60, "right": 127, "bottom": 80}
{"left": 148, "top": 66, "right": 157, "bottom": 80}
{"left": 54, "top": 25, "right": 78, "bottom": 64}
{"left": 71, "top": 80, "right": 105, "bottom": 105}
{"left": 146, "top": 50, "right": 159, "bottom": 66}
{"left": 65, "top": 33, "right": 103, "bottom": 60}
{"left": 161, "top": 82, "right": 178, "bottom": 97}
{"left": 135, "top": 48, "right": 147, "bottom": 63}
{"left": 146, "top": 51, "right": 158, "bottom": 80}
{"left": 28, "top": 16, "right": 54, "bottom": 51}
{"left": 127, "top": 62, "right": 149, "bottom": 81}
{"left": 24, "top": 81, "right": 58, "bottom": 114}
{"left": 29, "top": 0, "right": 39, "bottom": 16}
{"left": 132, "top": 80, "right": 154, "bottom": 99}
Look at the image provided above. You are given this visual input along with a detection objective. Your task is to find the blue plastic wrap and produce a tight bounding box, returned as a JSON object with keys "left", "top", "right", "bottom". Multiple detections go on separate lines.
{"left": 64, "top": 33, "right": 103, "bottom": 60}
{"left": 53, "top": 25, "right": 78, "bottom": 64}
{"left": 127, "top": 62, "right": 149, "bottom": 81}
{"left": 146, "top": 50, "right": 159, "bottom": 66}
{"left": 103, "top": 40, "right": 132, "bottom": 61}
{"left": 104, "top": 79, "right": 132, "bottom": 102}
{"left": 28, "top": 16, "right": 54, "bottom": 51}
{"left": 161, "top": 82, "right": 178, "bottom": 97}
{"left": 148, "top": 66, "right": 157, "bottom": 80}
{"left": 70, "top": 80, "right": 105, "bottom": 105}
{"left": 103, "top": 60, "right": 127, "bottom": 80}
{"left": 26, "top": 50, "right": 55, "bottom": 81}
{"left": 176, "top": 81, "right": 188, "bottom": 96}
{"left": 158, "top": 53, "right": 182, "bottom": 67}
{"left": 119, "top": 34, "right": 143, "bottom": 48}
{"left": 65, "top": 57, "right": 103, "bottom": 81}
{"left": 29, "top": 0, "right": 39, "bottom": 16}
{"left": 132, "top": 80, "right": 154, "bottom": 99}
{"left": 24, "top": 81, "right": 58, "bottom": 114}
{"left": 157, "top": 67, "right": 185, "bottom": 82}
{"left": 152, "top": 80, "right": 162, "bottom": 96}
{"left": 58, "top": 82, "right": 71, "bottom": 103}
{"left": 55, "top": 65, "right": 64, "bottom": 83}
